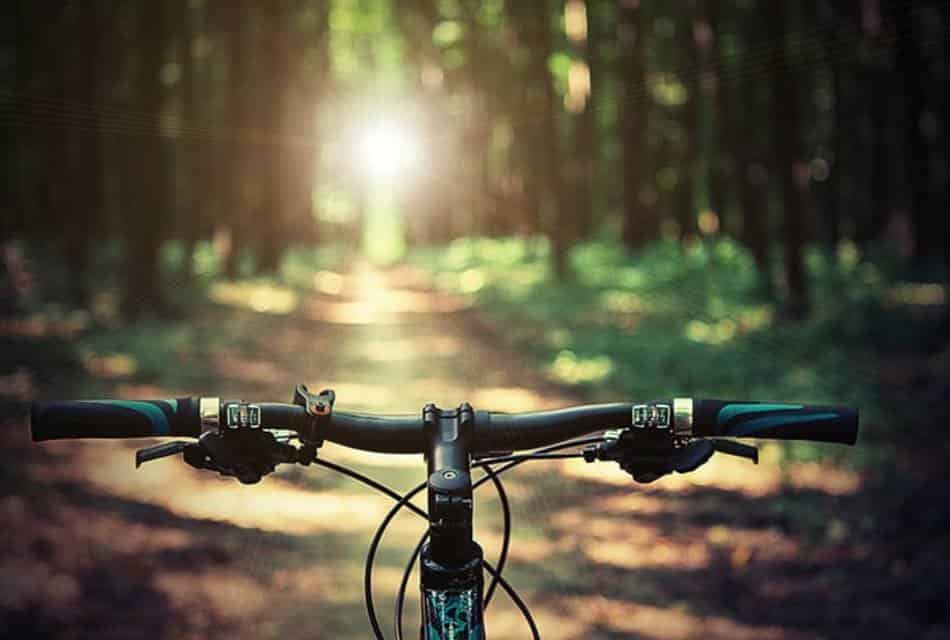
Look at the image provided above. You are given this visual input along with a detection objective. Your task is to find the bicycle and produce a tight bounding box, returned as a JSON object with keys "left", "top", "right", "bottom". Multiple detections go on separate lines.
{"left": 31, "top": 385, "right": 859, "bottom": 639}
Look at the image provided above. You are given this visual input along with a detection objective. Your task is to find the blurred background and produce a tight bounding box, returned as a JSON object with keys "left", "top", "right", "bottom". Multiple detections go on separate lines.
{"left": 2, "top": 0, "right": 950, "bottom": 638}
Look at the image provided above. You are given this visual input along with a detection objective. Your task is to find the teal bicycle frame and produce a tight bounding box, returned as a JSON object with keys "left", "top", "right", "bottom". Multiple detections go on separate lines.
{"left": 423, "top": 587, "right": 485, "bottom": 639}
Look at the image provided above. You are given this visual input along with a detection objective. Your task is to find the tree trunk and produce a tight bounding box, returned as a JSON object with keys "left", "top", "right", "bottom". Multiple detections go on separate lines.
{"left": 222, "top": 0, "right": 249, "bottom": 279}
{"left": 820, "top": 0, "right": 860, "bottom": 250}
{"left": 395, "top": 0, "right": 443, "bottom": 245}
{"left": 256, "top": 2, "right": 287, "bottom": 274}
{"left": 675, "top": 1, "right": 701, "bottom": 243}
{"left": 619, "top": 0, "right": 657, "bottom": 251}
{"left": 707, "top": 0, "right": 730, "bottom": 231}
{"left": 58, "top": 3, "right": 99, "bottom": 307}
{"left": 177, "top": 0, "right": 202, "bottom": 281}
{"left": 510, "top": 1, "right": 569, "bottom": 276}
{"left": 727, "top": 3, "right": 771, "bottom": 292}
{"left": 940, "top": 1, "right": 950, "bottom": 311}
{"left": 893, "top": 1, "right": 932, "bottom": 265}
{"left": 827, "top": 44, "right": 842, "bottom": 249}
{"left": 570, "top": 0, "right": 597, "bottom": 241}
{"left": 769, "top": 2, "right": 809, "bottom": 317}
{"left": 859, "top": 3, "right": 892, "bottom": 248}
{"left": 123, "top": 1, "right": 168, "bottom": 315}
{"left": 537, "top": 4, "right": 569, "bottom": 279}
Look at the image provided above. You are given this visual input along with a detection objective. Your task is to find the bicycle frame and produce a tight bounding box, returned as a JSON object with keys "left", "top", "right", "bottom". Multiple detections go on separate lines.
{"left": 421, "top": 555, "right": 485, "bottom": 639}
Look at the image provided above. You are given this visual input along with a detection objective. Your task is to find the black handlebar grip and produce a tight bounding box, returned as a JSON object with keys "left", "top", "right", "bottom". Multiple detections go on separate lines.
{"left": 692, "top": 399, "right": 858, "bottom": 444}
{"left": 31, "top": 398, "right": 201, "bottom": 441}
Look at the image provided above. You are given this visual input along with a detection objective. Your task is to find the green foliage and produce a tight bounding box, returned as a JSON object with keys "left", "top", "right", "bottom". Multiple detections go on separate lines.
{"left": 414, "top": 236, "right": 913, "bottom": 466}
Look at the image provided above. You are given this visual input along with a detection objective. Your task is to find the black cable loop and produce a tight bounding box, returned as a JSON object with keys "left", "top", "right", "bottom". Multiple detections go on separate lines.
{"left": 393, "top": 464, "right": 512, "bottom": 640}
{"left": 472, "top": 436, "right": 607, "bottom": 491}
{"left": 483, "top": 559, "right": 541, "bottom": 640}
{"left": 319, "top": 436, "right": 607, "bottom": 640}
{"left": 313, "top": 458, "right": 427, "bottom": 518}
{"left": 365, "top": 481, "right": 427, "bottom": 640}
{"left": 394, "top": 530, "right": 429, "bottom": 640}
{"left": 481, "top": 464, "right": 511, "bottom": 607}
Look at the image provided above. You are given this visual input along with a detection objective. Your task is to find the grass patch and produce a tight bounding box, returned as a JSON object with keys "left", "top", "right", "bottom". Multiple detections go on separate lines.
{"left": 412, "top": 236, "right": 934, "bottom": 466}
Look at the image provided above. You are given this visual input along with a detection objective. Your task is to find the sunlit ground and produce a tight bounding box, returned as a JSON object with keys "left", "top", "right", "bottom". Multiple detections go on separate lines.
{"left": 4, "top": 263, "right": 876, "bottom": 639}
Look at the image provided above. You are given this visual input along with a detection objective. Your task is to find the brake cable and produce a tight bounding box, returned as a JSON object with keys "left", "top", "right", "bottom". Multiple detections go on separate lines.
{"left": 373, "top": 480, "right": 539, "bottom": 640}
{"left": 379, "top": 437, "right": 605, "bottom": 640}
{"left": 313, "top": 460, "right": 531, "bottom": 640}
{"left": 394, "top": 529, "right": 430, "bottom": 640}
{"left": 472, "top": 435, "right": 607, "bottom": 490}
{"left": 481, "top": 465, "right": 511, "bottom": 607}
{"left": 394, "top": 464, "right": 512, "bottom": 640}
{"left": 307, "top": 436, "right": 605, "bottom": 640}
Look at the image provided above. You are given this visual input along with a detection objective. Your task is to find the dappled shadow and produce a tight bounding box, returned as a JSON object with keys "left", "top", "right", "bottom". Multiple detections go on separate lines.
{"left": 487, "top": 460, "right": 947, "bottom": 639}
{"left": 4, "top": 265, "right": 948, "bottom": 639}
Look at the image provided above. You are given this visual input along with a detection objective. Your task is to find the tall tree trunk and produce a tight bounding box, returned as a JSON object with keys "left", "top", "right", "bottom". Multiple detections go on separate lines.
{"left": 860, "top": 2, "right": 892, "bottom": 248}
{"left": 728, "top": 3, "right": 771, "bottom": 291}
{"left": 177, "top": 0, "right": 202, "bottom": 280}
{"left": 707, "top": 0, "right": 730, "bottom": 231}
{"left": 396, "top": 0, "right": 443, "bottom": 245}
{"left": 675, "top": 1, "right": 701, "bottom": 243}
{"left": 256, "top": 2, "right": 287, "bottom": 274}
{"left": 619, "top": 0, "right": 656, "bottom": 251}
{"left": 222, "top": 1, "right": 249, "bottom": 279}
{"left": 123, "top": 1, "right": 168, "bottom": 315}
{"left": 570, "top": 0, "right": 597, "bottom": 241}
{"left": 820, "top": 0, "right": 860, "bottom": 250}
{"left": 505, "top": 3, "right": 543, "bottom": 236}
{"left": 510, "top": 1, "right": 569, "bottom": 276}
{"left": 827, "top": 43, "right": 842, "bottom": 249}
{"left": 296, "top": 1, "right": 329, "bottom": 247}
{"left": 893, "top": 1, "right": 931, "bottom": 265}
{"left": 65, "top": 0, "right": 104, "bottom": 307}
{"left": 940, "top": 1, "right": 950, "bottom": 311}
{"left": 769, "top": 2, "right": 809, "bottom": 317}
{"left": 537, "top": 3, "right": 569, "bottom": 278}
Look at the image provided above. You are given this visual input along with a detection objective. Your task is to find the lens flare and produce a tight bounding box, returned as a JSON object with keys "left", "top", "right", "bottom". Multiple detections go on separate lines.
{"left": 356, "top": 120, "right": 422, "bottom": 181}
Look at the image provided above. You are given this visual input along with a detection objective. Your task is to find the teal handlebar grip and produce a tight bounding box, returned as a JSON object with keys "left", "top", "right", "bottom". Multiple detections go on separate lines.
{"left": 692, "top": 399, "right": 858, "bottom": 444}
{"left": 30, "top": 398, "right": 201, "bottom": 441}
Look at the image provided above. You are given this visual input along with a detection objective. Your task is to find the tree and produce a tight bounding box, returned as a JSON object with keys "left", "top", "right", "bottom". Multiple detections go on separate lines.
{"left": 860, "top": 0, "right": 893, "bottom": 249}
{"left": 175, "top": 0, "right": 206, "bottom": 281}
{"left": 725, "top": 1, "right": 772, "bottom": 292}
{"left": 221, "top": 0, "right": 250, "bottom": 279}
{"left": 122, "top": 1, "right": 169, "bottom": 315}
{"left": 706, "top": 0, "right": 730, "bottom": 231}
{"left": 394, "top": 0, "right": 446, "bottom": 245}
{"left": 674, "top": 1, "right": 701, "bottom": 242}
{"left": 568, "top": 0, "right": 598, "bottom": 240}
{"left": 509, "top": 1, "right": 569, "bottom": 278}
{"left": 66, "top": 0, "right": 104, "bottom": 306}
{"left": 768, "top": 2, "right": 809, "bottom": 316}
{"left": 892, "top": 0, "right": 932, "bottom": 265}
{"left": 256, "top": 2, "right": 289, "bottom": 274}
{"left": 619, "top": 0, "right": 657, "bottom": 251}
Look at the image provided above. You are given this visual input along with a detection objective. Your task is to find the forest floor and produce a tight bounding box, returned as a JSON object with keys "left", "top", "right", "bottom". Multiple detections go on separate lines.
{"left": 1, "top": 262, "right": 948, "bottom": 639}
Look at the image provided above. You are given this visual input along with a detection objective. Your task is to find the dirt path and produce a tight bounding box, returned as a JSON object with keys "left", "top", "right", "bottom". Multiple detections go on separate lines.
{"left": 1, "top": 265, "right": 900, "bottom": 640}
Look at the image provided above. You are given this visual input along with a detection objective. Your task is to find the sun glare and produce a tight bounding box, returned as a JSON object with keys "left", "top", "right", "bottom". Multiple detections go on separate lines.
{"left": 356, "top": 119, "right": 422, "bottom": 182}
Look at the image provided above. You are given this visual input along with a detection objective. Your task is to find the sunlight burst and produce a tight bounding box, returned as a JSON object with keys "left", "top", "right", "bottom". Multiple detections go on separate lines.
{"left": 355, "top": 119, "right": 423, "bottom": 181}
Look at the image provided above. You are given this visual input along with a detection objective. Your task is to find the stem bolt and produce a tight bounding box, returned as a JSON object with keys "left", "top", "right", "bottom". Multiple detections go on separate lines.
{"left": 442, "top": 470, "right": 457, "bottom": 480}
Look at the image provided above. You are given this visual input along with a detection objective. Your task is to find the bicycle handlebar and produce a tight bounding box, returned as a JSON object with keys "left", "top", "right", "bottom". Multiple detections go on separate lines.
{"left": 30, "top": 396, "right": 858, "bottom": 451}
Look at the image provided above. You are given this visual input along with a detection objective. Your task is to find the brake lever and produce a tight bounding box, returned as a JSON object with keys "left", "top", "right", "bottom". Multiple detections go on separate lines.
{"left": 671, "top": 439, "right": 715, "bottom": 473}
{"left": 711, "top": 439, "right": 759, "bottom": 464}
{"left": 135, "top": 441, "right": 190, "bottom": 468}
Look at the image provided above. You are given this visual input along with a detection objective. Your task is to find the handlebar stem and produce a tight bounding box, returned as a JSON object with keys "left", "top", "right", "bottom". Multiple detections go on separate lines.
{"left": 424, "top": 402, "right": 479, "bottom": 569}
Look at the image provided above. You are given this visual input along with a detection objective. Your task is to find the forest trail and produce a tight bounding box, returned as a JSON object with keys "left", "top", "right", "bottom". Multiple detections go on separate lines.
{"left": 3, "top": 264, "right": 878, "bottom": 640}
